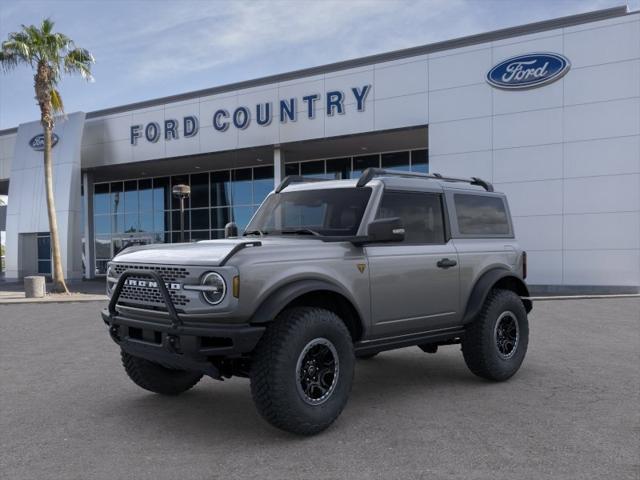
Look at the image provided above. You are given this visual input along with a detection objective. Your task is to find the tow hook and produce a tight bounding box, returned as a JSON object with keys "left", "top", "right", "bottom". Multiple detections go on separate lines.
{"left": 167, "top": 334, "right": 180, "bottom": 353}
{"left": 109, "top": 325, "right": 120, "bottom": 342}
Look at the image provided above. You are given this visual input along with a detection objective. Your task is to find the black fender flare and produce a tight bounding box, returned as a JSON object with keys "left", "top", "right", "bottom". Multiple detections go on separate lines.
{"left": 249, "top": 279, "right": 363, "bottom": 326}
{"left": 463, "top": 268, "right": 532, "bottom": 324}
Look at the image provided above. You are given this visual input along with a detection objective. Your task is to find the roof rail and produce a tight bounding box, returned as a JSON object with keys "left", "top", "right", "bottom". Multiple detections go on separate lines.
{"left": 356, "top": 168, "right": 494, "bottom": 192}
{"left": 274, "top": 175, "right": 332, "bottom": 193}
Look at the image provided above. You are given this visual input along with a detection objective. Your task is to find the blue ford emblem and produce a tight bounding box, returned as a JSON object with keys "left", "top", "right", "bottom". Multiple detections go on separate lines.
{"left": 29, "top": 133, "right": 59, "bottom": 151}
{"left": 487, "top": 53, "right": 570, "bottom": 90}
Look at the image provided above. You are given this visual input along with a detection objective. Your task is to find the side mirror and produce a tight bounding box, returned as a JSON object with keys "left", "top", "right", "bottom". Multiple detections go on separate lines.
{"left": 224, "top": 222, "right": 238, "bottom": 238}
{"left": 366, "top": 217, "right": 405, "bottom": 243}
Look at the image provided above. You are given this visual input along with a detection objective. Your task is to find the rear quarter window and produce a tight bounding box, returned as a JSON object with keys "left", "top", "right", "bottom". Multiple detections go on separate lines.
{"left": 454, "top": 194, "right": 511, "bottom": 236}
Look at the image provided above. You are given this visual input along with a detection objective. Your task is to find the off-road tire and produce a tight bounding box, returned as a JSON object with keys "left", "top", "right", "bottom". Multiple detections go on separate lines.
{"left": 121, "top": 351, "right": 203, "bottom": 395}
{"left": 250, "top": 307, "right": 355, "bottom": 435}
{"left": 462, "top": 289, "right": 529, "bottom": 381}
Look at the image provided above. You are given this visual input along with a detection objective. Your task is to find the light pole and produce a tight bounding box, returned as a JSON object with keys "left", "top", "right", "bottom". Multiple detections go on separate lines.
{"left": 172, "top": 184, "right": 191, "bottom": 243}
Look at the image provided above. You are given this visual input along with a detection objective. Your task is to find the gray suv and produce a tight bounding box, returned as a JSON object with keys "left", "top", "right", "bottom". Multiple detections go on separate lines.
{"left": 102, "top": 168, "right": 532, "bottom": 435}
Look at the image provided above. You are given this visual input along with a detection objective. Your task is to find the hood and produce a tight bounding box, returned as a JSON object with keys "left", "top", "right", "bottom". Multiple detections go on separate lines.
{"left": 111, "top": 236, "right": 332, "bottom": 266}
{"left": 113, "top": 238, "right": 251, "bottom": 266}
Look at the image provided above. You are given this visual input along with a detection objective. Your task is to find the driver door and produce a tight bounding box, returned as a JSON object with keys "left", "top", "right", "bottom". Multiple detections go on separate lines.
{"left": 365, "top": 189, "right": 460, "bottom": 338}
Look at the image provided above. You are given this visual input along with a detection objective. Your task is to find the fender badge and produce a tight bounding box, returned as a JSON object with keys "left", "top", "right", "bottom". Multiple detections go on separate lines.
{"left": 357, "top": 263, "right": 366, "bottom": 274}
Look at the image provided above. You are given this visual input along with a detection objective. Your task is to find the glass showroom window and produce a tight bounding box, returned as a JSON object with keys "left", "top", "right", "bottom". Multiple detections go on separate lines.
{"left": 92, "top": 165, "right": 276, "bottom": 271}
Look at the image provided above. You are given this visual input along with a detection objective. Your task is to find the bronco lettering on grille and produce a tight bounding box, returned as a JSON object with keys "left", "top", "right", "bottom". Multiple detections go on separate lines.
{"left": 124, "top": 279, "right": 181, "bottom": 290}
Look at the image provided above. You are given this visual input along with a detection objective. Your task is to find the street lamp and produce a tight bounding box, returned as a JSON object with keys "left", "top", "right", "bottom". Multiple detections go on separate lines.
{"left": 172, "top": 184, "right": 191, "bottom": 243}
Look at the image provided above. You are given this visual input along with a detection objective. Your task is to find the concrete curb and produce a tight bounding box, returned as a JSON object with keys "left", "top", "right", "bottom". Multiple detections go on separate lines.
{"left": 526, "top": 294, "right": 640, "bottom": 301}
{"left": 0, "top": 294, "right": 107, "bottom": 305}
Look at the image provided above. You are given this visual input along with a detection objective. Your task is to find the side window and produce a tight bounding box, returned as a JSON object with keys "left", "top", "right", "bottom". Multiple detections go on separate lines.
{"left": 454, "top": 194, "right": 511, "bottom": 236}
{"left": 376, "top": 191, "right": 445, "bottom": 244}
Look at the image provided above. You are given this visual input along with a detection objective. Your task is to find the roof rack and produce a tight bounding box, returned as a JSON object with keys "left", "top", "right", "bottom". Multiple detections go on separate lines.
{"left": 356, "top": 168, "right": 494, "bottom": 192}
{"left": 274, "top": 175, "right": 332, "bottom": 193}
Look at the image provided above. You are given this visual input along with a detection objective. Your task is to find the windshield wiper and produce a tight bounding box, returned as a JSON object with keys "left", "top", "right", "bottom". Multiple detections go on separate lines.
{"left": 243, "top": 229, "right": 267, "bottom": 236}
{"left": 279, "top": 228, "right": 321, "bottom": 237}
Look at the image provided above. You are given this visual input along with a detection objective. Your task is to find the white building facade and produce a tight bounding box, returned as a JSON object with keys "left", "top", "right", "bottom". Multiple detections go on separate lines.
{"left": 0, "top": 6, "right": 638, "bottom": 293}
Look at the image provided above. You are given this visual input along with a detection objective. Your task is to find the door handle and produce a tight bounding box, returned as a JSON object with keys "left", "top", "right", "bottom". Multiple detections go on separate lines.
{"left": 437, "top": 258, "right": 457, "bottom": 269}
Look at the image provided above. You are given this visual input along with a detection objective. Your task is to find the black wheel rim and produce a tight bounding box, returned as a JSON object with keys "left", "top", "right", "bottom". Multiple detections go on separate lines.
{"left": 494, "top": 311, "right": 519, "bottom": 360}
{"left": 295, "top": 338, "right": 339, "bottom": 405}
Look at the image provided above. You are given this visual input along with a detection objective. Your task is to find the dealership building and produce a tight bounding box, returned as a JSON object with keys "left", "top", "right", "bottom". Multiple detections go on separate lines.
{"left": 0, "top": 6, "right": 638, "bottom": 292}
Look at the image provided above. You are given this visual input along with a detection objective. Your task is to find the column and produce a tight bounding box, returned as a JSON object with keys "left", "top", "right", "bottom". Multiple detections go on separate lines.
{"left": 82, "top": 171, "right": 95, "bottom": 279}
{"left": 273, "top": 146, "right": 286, "bottom": 188}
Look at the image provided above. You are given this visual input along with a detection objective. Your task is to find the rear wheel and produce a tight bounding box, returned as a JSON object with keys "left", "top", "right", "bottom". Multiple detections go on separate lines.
{"left": 121, "top": 351, "right": 203, "bottom": 395}
{"left": 250, "top": 307, "right": 355, "bottom": 435}
{"left": 461, "top": 289, "right": 529, "bottom": 381}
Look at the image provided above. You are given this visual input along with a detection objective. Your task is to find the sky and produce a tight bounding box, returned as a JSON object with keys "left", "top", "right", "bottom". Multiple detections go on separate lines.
{"left": 0, "top": 0, "right": 636, "bottom": 130}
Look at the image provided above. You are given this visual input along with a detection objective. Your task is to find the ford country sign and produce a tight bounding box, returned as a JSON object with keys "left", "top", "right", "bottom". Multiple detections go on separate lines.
{"left": 29, "top": 133, "right": 59, "bottom": 151}
{"left": 487, "top": 53, "right": 570, "bottom": 90}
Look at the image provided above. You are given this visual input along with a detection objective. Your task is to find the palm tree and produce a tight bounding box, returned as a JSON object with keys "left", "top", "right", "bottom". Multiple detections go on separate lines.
{"left": 0, "top": 19, "right": 94, "bottom": 293}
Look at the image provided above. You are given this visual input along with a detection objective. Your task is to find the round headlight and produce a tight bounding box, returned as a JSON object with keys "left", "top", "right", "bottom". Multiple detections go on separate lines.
{"left": 201, "top": 272, "right": 226, "bottom": 305}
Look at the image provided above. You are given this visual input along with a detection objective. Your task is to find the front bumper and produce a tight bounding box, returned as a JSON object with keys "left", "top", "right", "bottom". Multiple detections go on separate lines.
{"left": 102, "top": 268, "right": 264, "bottom": 378}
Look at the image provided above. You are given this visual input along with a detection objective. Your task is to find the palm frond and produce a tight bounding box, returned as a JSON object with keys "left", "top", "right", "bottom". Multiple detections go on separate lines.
{"left": 64, "top": 47, "right": 94, "bottom": 81}
{"left": 0, "top": 50, "right": 19, "bottom": 70}
{"left": 51, "top": 88, "right": 64, "bottom": 114}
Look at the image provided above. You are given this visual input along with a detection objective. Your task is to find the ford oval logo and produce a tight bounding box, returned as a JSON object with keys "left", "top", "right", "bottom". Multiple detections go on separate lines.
{"left": 487, "top": 53, "right": 570, "bottom": 90}
{"left": 29, "top": 133, "right": 59, "bottom": 151}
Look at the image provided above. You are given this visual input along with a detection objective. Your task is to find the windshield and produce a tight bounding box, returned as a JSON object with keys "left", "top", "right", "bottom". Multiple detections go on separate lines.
{"left": 245, "top": 187, "right": 372, "bottom": 237}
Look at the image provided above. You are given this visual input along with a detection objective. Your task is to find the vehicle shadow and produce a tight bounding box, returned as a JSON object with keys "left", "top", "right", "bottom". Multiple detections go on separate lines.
{"left": 96, "top": 348, "right": 521, "bottom": 442}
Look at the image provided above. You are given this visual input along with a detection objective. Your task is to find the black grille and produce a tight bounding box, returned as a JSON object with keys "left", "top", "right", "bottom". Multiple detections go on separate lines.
{"left": 113, "top": 264, "right": 192, "bottom": 308}
{"left": 113, "top": 264, "right": 189, "bottom": 282}
{"left": 119, "top": 284, "right": 190, "bottom": 307}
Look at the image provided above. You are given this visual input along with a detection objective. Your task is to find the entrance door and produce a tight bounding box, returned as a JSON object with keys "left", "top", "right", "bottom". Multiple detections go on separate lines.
{"left": 365, "top": 190, "right": 460, "bottom": 338}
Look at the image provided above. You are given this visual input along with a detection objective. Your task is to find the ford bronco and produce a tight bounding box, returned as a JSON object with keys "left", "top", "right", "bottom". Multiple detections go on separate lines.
{"left": 102, "top": 167, "right": 532, "bottom": 435}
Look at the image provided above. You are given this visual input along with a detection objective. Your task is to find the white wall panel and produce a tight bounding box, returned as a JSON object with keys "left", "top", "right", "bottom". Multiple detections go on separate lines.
{"left": 238, "top": 115, "right": 280, "bottom": 149}
{"left": 492, "top": 34, "right": 563, "bottom": 63}
{"left": 493, "top": 80, "right": 563, "bottom": 115}
{"left": 279, "top": 112, "right": 325, "bottom": 144}
{"left": 429, "top": 116, "right": 491, "bottom": 155}
{"left": 525, "top": 250, "right": 563, "bottom": 285}
{"left": 564, "top": 174, "right": 640, "bottom": 214}
{"left": 563, "top": 250, "right": 640, "bottom": 286}
{"left": 428, "top": 48, "right": 492, "bottom": 90}
{"left": 373, "top": 93, "right": 428, "bottom": 131}
{"left": 103, "top": 139, "right": 133, "bottom": 165}
{"left": 325, "top": 102, "right": 374, "bottom": 138}
{"left": 102, "top": 113, "right": 134, "bottom": 144}
{"left": 429, "top": 83, "right": 491, "bottom": 123}
{"left": 279, "top": 78, "right": 324, "bottom": 114}
{"left": 429, "top": 150, "right": 492, "bottom": 180}
{"left": 324, "top": 68, "right": 374, "bottom": 107}
{"left": 82, "top": 119, "right": 105, "bottom": 146}
{"left": 164, "top": 102, "right": 202, "bottom": 158}
{"left": 512, "top": 215, "right": 563, "bottom": 251}
{"left": 563, "top": 98, "right": 640, "bottom": 142}
{"left": 199, "top": 124, "right": 238, "bottom": 153}
{"left": 493, "top": 108, "right": 563, "bottom": 149}
{"left": 0, "top": 134, "right": 15, "bottom": 159}
{"left": 564, "top": 60, "right": 640, "bottom": 106}
{"left": 493, "top": 143, "right": 563, "bottom": 182}
{"left": 564, "top": 20, "right": 640, "bottom": 68}
{"left": 374, "top": 60, "right": 427, "bottom": 100}
{"left": 495, "top": 180, "right": 563, "bottom": 216}
{"left": 564, "top": 135, "right": 640, "bottom": 178}
{"left": 564, "top": 212, "right": 640, "bottom": 250}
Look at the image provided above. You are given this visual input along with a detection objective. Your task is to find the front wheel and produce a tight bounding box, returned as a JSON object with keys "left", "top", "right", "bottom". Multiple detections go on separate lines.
{"left": 461, "top": 289, "right": 529, "bottom": 381}
{"left": 250, "top": 307, "right": 355, "bottom": 435}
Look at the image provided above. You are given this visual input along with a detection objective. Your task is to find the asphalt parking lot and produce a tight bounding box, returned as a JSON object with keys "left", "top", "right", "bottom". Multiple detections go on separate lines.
{"left": 1, "top": 298, "right": 638, "bottom": 480}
